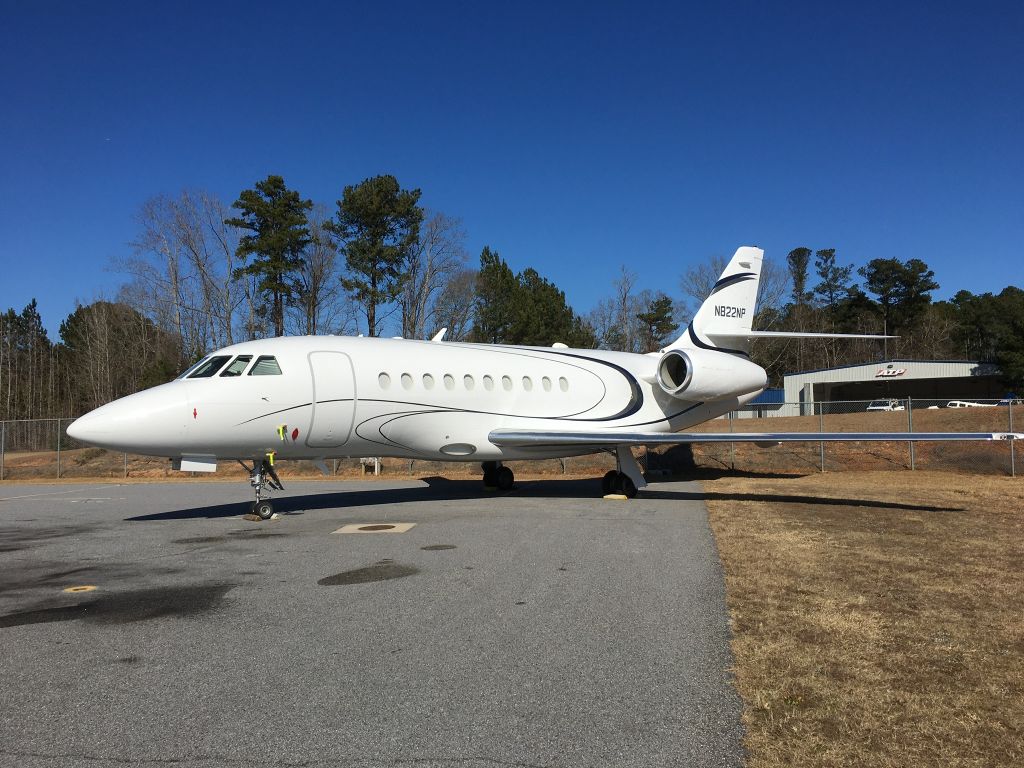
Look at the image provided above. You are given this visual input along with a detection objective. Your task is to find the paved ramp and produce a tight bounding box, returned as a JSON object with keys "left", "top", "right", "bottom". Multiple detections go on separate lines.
{"left": 0, "top": 479, "right": 744, "bottom": 767}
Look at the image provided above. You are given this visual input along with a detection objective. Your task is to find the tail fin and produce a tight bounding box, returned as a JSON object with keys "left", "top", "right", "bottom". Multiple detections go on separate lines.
{"left": 672, "top": 246, "right": 763, "bottom": 356}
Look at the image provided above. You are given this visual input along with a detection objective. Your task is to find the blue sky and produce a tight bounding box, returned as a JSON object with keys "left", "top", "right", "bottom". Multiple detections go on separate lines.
{"left": 2, "top": 1, "right": 1022, "bottom": 337}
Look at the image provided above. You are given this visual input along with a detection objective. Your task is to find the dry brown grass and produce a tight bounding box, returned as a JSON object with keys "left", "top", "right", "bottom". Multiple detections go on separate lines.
{"left": 705, "top": 471, "right": 1024, "bottom": 767}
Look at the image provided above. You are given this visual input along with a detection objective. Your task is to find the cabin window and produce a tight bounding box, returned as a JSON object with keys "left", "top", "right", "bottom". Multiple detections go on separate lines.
{"left": 443, "top": 374, "right": 455, "bottom": 390}
{"left": 522, "top": 376, "right": 533, "bottom": 391}
{"left": 378, "top": 372, "right": 391, "bottom": 389}
{"left": 422, "top": 373, "right": 435, "bottom": 390}
{"left": 502, "top": 375, "right": 513, "bottom": 391}
{"left": 188, "top": 355, "right": 232, "bottom": 378}
{"left": 464, "top": 374, "right": 475, "bottom": 390}
{"left": 542, "top": 376, "right": 552, "bottom": 392}
{"left": 483, "top": 375, "right": 494, "bottom": 391}
{"left": 220, "top": 355, "right": 253, "bottom": 377}
{"left": 401, "top": 373, "right": 413, "bottom": 390}
{"left": 249, "top": 356, "right": 283, "bottom": 376}
{"left": 559, "top": 376, "right": 569, "bottom": 392}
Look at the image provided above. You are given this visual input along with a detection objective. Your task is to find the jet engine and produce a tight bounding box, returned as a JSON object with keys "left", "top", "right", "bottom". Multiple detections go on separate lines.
{"left": 655, "top": 348, "right": 767, "bottom": 402}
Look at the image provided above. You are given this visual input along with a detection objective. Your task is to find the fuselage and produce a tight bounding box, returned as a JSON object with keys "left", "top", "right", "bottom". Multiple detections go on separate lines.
{"left": 66, "top": 336, "right": 766, "bottom": 463}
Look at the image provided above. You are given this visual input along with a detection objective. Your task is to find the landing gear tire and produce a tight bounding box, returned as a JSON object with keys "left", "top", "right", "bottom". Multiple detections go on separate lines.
{"left": 496, "top": 466, "right": 515, "bottom": 491}
{"left": 252, "top": 499, "right": 274, "bottom": 520}
{"left": 620, "top": 474, "right": 638, "bottom": 499}
{"left": 602, "top": 471, "right": 637, "bottom": 498}
{"left": 481, "top": 461, "right": 498, "bottom": 489}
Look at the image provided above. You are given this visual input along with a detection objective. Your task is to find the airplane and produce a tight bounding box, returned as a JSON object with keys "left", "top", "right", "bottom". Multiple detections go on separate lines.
{"left": 66, "top": 246, "right": 1021, "bottom": 518}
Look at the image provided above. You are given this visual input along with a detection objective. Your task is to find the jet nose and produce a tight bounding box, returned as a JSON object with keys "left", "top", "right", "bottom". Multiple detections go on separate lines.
{"left": 65, "top": 383, "right": 190, "bottom": 454}
{"left": 66, "top": 412, "right": 102, "bottom": 443}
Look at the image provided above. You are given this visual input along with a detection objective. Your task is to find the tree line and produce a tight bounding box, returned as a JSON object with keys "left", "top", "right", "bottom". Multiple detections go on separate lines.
{"left": 3, "top": 173, "right": 1022, "bottom": 420}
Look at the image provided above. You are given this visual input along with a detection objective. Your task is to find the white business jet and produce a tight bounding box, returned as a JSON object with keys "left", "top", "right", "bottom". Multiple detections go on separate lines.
{"left": 67, "top": 247, "right": 1020, "bottom": 518}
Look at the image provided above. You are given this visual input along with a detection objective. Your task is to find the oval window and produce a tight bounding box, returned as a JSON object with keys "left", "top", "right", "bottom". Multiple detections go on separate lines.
{"left": 401, "top": 373, "right": 413, "bottom": 390}
{"left": 464, "top": 374, "right": 475, "bottom": 390}
{"left": 423, "top": 373, "right": 435, "bottom": 390}
{"left": 559, "top": 376, "right": 569, "bottom": 392}
{"left": 522, "top": 376, "right": 533, "bottom": 391}
{"left": 542, "top": 376, "right": 552, "bottom": 392}
{"left": 502, "top": 375, "right": 513, "bottom": 391}
{"left": 443, "top": 374, "right": 455, "bottom": 390}
{"left": 483, "top": 375, "right": 494, "bottom": 391}
{"left": 379, "top": 372, "right": 391, "bottom": 389}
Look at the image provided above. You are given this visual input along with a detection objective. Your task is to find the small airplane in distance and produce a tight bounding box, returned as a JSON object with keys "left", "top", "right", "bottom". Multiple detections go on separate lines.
{"left": 67, "top": 247, "right": 1021, "bottom": 518}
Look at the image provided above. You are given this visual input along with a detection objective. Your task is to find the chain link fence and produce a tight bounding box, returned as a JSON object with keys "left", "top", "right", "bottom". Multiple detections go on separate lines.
{"left": 0, "top": 399, "right": 1018, "bottom": 481}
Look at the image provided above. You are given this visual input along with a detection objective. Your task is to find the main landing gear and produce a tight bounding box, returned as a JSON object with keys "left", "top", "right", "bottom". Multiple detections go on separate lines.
{"left": 602, "top": 470, "right": 638, "bottom": 498}
{"left": 238, "top": 457, "right": 284, "bottom": 520}
{"left": 601, "top": 445, "right": 646, "bottom": 498}
{"left": 481, "top": 461, "right": 515, "bottom": 491}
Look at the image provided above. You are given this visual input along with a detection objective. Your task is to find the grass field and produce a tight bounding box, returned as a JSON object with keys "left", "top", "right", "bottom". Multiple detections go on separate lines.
{"left": 705, "top": 471, "right": 1023, "bottom": 767}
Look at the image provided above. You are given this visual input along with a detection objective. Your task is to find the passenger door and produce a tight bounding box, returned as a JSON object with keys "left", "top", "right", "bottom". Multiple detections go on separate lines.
{"left": 306, "top": 351, "right": 356, "bottom": 448}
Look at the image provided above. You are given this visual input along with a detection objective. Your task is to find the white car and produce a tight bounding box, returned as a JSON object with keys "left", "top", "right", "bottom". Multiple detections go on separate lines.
{"left": 947, "top": 400, "right": 996, "bottom": 408}
{"left": 867, "top": 399, "right": 905, "bottom": 412}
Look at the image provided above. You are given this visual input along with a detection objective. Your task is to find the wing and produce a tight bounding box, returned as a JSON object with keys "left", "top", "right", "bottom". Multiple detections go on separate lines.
{"left": 488, "top": 429, "right": 1022, "bottom": 448}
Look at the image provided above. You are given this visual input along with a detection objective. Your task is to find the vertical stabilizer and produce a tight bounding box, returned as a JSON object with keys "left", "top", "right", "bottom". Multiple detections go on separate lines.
{"left": 671, "top": 246, "right": 763, "bottom": 356}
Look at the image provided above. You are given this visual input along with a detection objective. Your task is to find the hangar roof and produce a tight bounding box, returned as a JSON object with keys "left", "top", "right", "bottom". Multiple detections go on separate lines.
{"left": 785, "top": 360, "right": 1000, "bottom": 385}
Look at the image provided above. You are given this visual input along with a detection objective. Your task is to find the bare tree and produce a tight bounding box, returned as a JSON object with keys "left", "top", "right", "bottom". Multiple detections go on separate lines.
{"left": 679, "top": 254, "right": 729, "bottom": 315}
{"left": 400, "top": 211, "right": 469, "bottom": 339}
{"left": 118, "top": 190, "right": 249, "bottom": 364}
{"left": 287, "top": 205, "right": 357, "bottom": 335}
{"left": 430, "top": 267, "right": 477, "bottom": 341}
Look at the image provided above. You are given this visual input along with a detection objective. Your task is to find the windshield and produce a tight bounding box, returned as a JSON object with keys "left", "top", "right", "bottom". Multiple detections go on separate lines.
{"left": 187, "top": 355, "right": 232, "bottom": 378}
{"left": 176, "top": 357, "right": 210, "bottom": 380}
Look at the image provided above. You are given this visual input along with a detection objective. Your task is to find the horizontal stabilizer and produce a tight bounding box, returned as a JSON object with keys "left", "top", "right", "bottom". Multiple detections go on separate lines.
{"left": 489, "top": 429, "right": 1022, "bottom": 448}
{"left": 706, "top": 330, "right": 897, "bottom": 342}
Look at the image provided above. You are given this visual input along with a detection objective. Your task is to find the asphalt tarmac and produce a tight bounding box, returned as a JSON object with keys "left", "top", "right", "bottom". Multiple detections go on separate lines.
{"left": 0, "top": 477, "right": 744, "bottom": 768}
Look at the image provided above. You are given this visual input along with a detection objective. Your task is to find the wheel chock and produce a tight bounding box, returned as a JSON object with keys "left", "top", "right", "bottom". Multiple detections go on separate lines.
{"left": 603, "top": 493, "right": 629, "bottom": 501}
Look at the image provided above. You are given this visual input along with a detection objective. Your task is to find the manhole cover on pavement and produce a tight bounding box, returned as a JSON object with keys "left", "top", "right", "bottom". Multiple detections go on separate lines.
{"left": 333, "top": 523, "right": 417, "bottom": 534}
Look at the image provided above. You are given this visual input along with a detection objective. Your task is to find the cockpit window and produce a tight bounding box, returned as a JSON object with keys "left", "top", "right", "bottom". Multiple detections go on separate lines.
{"left": 176, "top": 357, "right": 210, "bottom": 380}
{"left": 220, "top": 355, "right": 253, "bottom": 377}
{"left": 187, "top": 355, "right": 232, "bottom": 379}
{"left": 248, "top": 355, "right": 282, "bottom": 376}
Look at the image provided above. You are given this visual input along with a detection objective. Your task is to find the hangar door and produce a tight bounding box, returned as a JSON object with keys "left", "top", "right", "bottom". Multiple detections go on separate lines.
{"left": 306, "top": 351, "right": 356, "bottom": 448}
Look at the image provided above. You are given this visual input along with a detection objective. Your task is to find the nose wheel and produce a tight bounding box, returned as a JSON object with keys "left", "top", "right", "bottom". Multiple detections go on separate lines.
{"left": 239, "top": 458, "right": 284, "bottom": 520}
{"left": 481, "top": 461, "right": 515, "bottom": 491}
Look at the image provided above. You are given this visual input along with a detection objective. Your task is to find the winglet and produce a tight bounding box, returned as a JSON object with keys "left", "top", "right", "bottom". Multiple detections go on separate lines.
{"left": 431, "top": 328, "right": 447, "bottom": 342}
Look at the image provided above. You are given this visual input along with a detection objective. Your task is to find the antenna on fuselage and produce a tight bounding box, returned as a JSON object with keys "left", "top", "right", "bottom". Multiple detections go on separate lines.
{"left": 431, "top": 328, "right": 448, "bottom": 342}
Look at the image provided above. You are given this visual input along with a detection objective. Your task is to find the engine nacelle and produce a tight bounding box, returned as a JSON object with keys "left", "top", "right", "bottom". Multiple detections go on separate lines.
{"left": 655, "top": 348, "right": 767, "bottom": 402}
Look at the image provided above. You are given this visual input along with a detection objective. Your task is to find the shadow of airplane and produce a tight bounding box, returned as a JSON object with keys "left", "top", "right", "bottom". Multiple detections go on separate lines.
{"left": 124, "top": 475, "right": 961, "bottom": 520}
{"left": 639, "top": 488, "right": 963, "bottom": 513}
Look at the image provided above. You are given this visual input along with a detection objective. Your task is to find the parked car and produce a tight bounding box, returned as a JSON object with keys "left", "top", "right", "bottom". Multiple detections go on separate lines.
{"left": 866, "top": 398, "right": 905, "bottom": 412}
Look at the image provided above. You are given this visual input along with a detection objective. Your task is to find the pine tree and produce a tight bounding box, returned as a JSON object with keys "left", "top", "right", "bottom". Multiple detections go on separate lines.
{"left": 226, "top": 175, "right": 313, "bottom": 337}
{"left": 326, "top": 175, "right": 422, "bottom": 337}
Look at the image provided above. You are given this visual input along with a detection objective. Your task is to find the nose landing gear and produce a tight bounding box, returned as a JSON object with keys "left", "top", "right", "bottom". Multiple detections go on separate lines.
{"left": 481, "top": 461, "right": 515, "bottom": 491}
{"left": 239, "top": 457, "right": 284, "bottom": 519}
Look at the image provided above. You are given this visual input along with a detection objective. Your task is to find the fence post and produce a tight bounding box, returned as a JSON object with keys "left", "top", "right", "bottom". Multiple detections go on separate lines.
{"left": 728, "top": 410, "right": 736, "bottom": 471}
{"left": 0, "top": 421, "right": 5, "bottom": 481}
{"left": 818, "top": 405, "right": 825, "bottom": 472}
{"left": 56, "top": 418, "right": 62, "bottom": 479}
{"left": 1010, "top": 405, "right": 1016, "bottom": 478}
{"left": 907, "top": 397, "right": 915, "bottom": 471}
